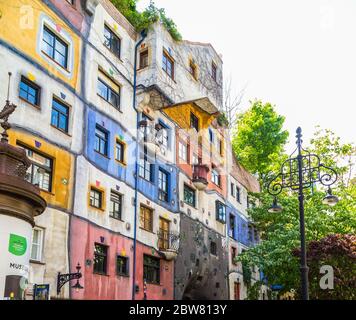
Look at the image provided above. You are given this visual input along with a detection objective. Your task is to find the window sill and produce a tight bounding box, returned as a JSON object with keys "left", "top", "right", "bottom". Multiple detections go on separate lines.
{"left": 40, "top": 189, "right": 55, "bottom": 196}
{"left": 109, "top": 216, "right": 124, "bottom": 222}
{"left": 146, "top": 282, "right": 161, "bottom": 287}
{"left": 139, "top": 227, "right": 155, "bottom": 235}
{"left": 89, "top": 205, "right": 105, "bottom": 212}
{"left": 19, "top": 97, "right": 41, "bottom": 110}
{"left": 117, "top": 273, "right": 130, "bottom": 278}
{"left": 93, "top": 272, "right": 109, "bottom": 277}
{"left": 50, "top": 124, "right": 72, "bottom": 137}
{"left": 41, "top": 50, "right": 70, "bottom": 73}
{"left": 97, "top": 94, "right": 122, "bottom": 112}
{"left": 94, "top": 150, "right": 110, "bottom": 160}
{"left": 115, "top": 159, "right": 127, "bottom": 167}
{"left": 30, "top": 259, "right": 45, "bottom": 265}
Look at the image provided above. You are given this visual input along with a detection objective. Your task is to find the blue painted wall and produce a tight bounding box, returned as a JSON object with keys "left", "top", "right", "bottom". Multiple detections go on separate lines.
{"left": 226, "top": 202, "right": 257, "bottom": 247}
{"left": 86, "top": 108, "right": 179, "bottom": 213}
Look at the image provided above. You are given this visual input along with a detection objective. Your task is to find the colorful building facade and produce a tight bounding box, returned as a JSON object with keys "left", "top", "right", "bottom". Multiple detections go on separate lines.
{"left": 0, "top": 0, "right": 267, "bottom": 300}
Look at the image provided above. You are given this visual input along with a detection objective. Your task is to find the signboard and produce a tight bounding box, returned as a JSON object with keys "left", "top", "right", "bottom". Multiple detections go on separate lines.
{"left": 33, "top": 284, "right": 50, "bottom": 300}
{"left": 0, "top": 215, "right": 32, "bottom": 300}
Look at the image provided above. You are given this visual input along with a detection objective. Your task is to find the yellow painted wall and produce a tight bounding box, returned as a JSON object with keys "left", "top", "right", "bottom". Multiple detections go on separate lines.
{"left": 0, "top": 0, "right": 81, "bottom": 89}
{"left": 8, "top": 129, "right": 74, "bottom": 210}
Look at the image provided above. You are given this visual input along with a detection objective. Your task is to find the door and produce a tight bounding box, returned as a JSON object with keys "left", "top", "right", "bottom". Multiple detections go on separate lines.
{"left": 234, "top": 282, "right": 240, "bottom": 300}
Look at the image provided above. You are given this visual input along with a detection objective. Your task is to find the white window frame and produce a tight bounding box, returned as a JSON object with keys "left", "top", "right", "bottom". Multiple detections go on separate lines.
{"left": 30, "top": 227, "right": 44, "bottom": 262}
{"left": 179, "top": 141, "right": 188, "bottom": 162}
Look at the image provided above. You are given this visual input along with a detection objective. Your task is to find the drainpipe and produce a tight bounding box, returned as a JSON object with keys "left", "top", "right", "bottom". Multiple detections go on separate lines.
{"left": 132, "top": 29, "right": 147, "bottom": 301}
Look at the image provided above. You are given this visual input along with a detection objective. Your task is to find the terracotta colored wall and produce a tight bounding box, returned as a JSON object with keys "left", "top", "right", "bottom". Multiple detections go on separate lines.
{"left": 70, "top": 216, "right": 174, "bottom": 300}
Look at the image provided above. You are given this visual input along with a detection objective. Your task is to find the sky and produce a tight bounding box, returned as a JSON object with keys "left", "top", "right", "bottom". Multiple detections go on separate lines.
{"left": 137, "top": 0, "right": 356, "bottom": 152}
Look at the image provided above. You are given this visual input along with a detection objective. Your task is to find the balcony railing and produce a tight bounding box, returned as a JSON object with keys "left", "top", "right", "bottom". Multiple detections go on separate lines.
{"left": 138, "top": 120, "right": 166, "bottom": 153}
{"left": 157, "top": 231, "right": 180, "bottom": 261}
{"left": 192, "top": 164, "right": 210, "bottom": 190}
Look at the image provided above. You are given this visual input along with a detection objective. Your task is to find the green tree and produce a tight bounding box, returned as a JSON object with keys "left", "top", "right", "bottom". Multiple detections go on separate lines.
{"left": 237, "top": 128, "right": 356, "bottom": 299}
{"left": 232, "top": 100, "right": 289, "bottom": 179}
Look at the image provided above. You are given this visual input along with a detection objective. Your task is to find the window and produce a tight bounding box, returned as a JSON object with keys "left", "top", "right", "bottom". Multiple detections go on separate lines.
{"left": 97, "top": 77, "right": 120, "bottom": 109}
{"left": 51, "top": 98, "right": 69, "bottom": 132}
{"left": 94, "top": 126, "right": 108, "bottom": 156}
{"left": 178, "top": 141, "right": 188, "bottom": 162}
{"left": 90, "top": 187, "right": 103, "bottom": 209}
{"left": 192, "top": 154, "right": 199, "bottom": 165}
{"left": 210, "top": 241, "right": 217, "bottom": 255}
{"left": 231, "top": 247, "right": 237, "bottom": 265}
{"left": 93, "top": 243, "right": 107, "bottom": 274}
{"left": 212, "top": 61, "right": 217, "bottom": 82}
{"left": 158, "top": 169, "right": 169, "bottom": 202}
{"left": 109, "top": 191, "right": 122, "bottom": 220}
{"left": 158, "top": 217, "right": 170, "bottom": 250}
{"left": 104, "top": 25, "right": 121, "bottom": 58}
{"left": 248, "top": 225, "right": 254, "bottom": 242}
{"left": 184, "top": 184, "right": 196, "bottom": 207}
{"left": 209, "top": 129, "right": 214, "bottom": 143}
{"left": 30, "top": 228, "right": 43, "bottom": 261}
{"left": 139, "top": 148, "right": 153, "bottom": 182}
{"left": 189, "top": 60, "right": 197, "bottom": 80}
{"left": 140, "top": 205, "right": 153, "bottom": 232}
{"left": 19, "top": 76, "right": 40, "bottom": 106}
{"left": 115, "top": 139, "right": 125, "bottom": 163}
{"left": 216, "top": 201, "right": 226, "bottom": 223}
{"left": 236, "top": 186, "right": 241, "bottom": 203}
{"left": 19, "top": 145, "right": 52, "bottom": 192}
{"left": 234, "top": 282, "right": 240, "bottom": 300}
{"left": 143, "top": 255, "right": 160, "bottom": 285}
{"left": 162, "top": 50, "right": 174, "bottom": 79}
{"left": 42, "top": 26, "right": 68, "bottom": 68}
{"left": 139, "top": 49, "right": 149, "bottom": 69}
{"left": 231, "top": 183, "right": 235, "bottom": 197}
{"left": 229, "top": 214, "right": 235, "bottom": 238}
{"left": 211, "top": 168, "right": 220, "bottom": 186}
{"left": 116, "top": 256, "right": 129, "bottom": 276}
{"left": 157, "top": 122, "right": 169, "bottom": 148}
{"left": 218, "top": 139, "right": 223, "bottom": 155}
{"left": 190, "top": 112, "right": 199, "bottom": 131}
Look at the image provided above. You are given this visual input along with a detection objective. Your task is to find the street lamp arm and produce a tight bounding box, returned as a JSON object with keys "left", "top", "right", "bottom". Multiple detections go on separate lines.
{"left": 57, "top": 272, "right": 82, "bottom": 295}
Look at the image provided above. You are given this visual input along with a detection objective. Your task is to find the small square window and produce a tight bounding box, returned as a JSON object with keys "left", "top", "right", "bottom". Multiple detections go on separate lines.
{"left": 19, "top": 76, "right": 40, "bottom": 106}
{"left": 210, "top": 241, "right": 217, "bottom": 255}
{"left": 94, "top": 126, "right": 109, "bottom": 156}
{"left": 115, "top": 139, "right": 125, "bottom": 163}
{"left": 41, "top": 26, "right": 68, "bottom": 69}
{"left": 104, "top": 25, "right": 121, "bottom": 58}
{"left": 162, "top": 50, "right": 174, "bottom": 79}
{"left": 109, "top": 191, "right": 122, "bottom": 220}
{"left": 184, "top": 184, "right": 196, "bottom": 207}
{"left": 93, "top": 243, "right": 107, "bottom": 274}
{"left": 140, "top": 205, "right": 153, "bottom": 232}
{"left": 90, "top": 187, "right": 103, "bottom": 209}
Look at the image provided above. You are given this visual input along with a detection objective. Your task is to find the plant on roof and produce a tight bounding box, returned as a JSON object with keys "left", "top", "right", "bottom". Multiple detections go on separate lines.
{"left": 110, "top": 0, "right": 182, "bottom": 41}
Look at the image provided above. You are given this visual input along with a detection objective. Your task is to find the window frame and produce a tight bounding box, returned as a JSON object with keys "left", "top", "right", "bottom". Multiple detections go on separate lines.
{"left": 178, "top": 141, "right": 188, "bottom": 162}
{"left": 41, "top": 25, "right": 69, "bottom": 69}
{"left": 18, "top": 144, "right": 53, "bottom": 192}
{"left": 210, "top": 241, "right": 217, "bottom": 256}
{"left": 236, "top": 186, "right": 241, "bottom": 203}
{"left": 30, "top": 227, "right": 44, "bottom": 262}
{"left": 19, "top": 76, "right": 41, "bottom": 107}
{"left": 90, "top": 187, "right": 103, "bottom": 209}
{"left": 94, "top": 125, "right": 109, "bottom": 156}
{"left": 97, "top": 77, "right": 121, "bottom": 110}
{"left": 158, "top": 217, "right": 170, "bottom": 251}
{"left": 211, "top": 168, "right": 221, "bottom": 187}
{"left": 140, "top": 205, "right": 153, "bottom": 232}
{"left": 190, "top": 112, "right": 199, "bottom": 132}
{"left": 158, "top": 169, "right": 169, "bottom": 202}
{"left": 183, "top": 184, "right": 196, "bottom": 207}
{"left": 139, "top": 49, "right": 149, "bottom": 69}
{"left": 93, "top": 243, "right": 108, "bottom": 275}
{"left": 109, "top": 190, "right": 122, "bottom": 220}
{"left": 162, "top": 50, "right": 174, "bottom": 79}
{"left": 51, "top": 97, "right": 70, "bottom": 133}
{"left": 212, "top": 61, "right": 217, "bottom": 82}
{"left": 216, "top": 200, "right": 226, "bottom": 224}
{"left": 116, "top": 255, "right": 129, "bottom": 277}
{"left": 115, "top": 139, "right": 125, "bottom": 164}
{"left": 103, "top": 24, "right": 121, "bottom": 58}
{"left": 138, "top": 147, "right": 154, "bottom": 182}
{"left": 143, "top": 254, "right": 161, "bottom": 285}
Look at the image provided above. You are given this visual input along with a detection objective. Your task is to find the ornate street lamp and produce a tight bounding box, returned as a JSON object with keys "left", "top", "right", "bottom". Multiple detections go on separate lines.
{"left": 57, "top": 263, "right": 83, "bottom": 295}
{"left": 266, "top": 127, "right": 339, "bottom": 300}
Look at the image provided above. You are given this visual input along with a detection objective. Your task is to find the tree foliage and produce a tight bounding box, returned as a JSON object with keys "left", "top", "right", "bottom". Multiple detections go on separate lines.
{"left": 111, "top": 0, "right": 182, "bottom": 41}
{"left": 237, "top": 128, "right": 356, "bottom": 299}
{"left": 232, "top": 100, "right": 289, "bottom": 179}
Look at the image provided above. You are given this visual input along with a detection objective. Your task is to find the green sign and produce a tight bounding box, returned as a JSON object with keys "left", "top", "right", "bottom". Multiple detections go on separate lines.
{"left": 8, "top": 234, "right": 27, "bottom": 256}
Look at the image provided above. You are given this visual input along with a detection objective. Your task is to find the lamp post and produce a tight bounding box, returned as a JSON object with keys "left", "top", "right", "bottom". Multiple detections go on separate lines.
{"left": 57, "top": 262, "right": 83, "bottom": 295}
{"left": 266, "top": 127, "right": 339, "bottom": 300}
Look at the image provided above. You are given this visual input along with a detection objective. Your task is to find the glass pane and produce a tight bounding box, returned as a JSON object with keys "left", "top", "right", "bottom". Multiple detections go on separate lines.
{"left": 59, "top": 114, "right": 68, "bottom": 131}
{"left": 51, "top": 110, "right": 58, "bottom": 127}
{"left": 97, "top": 80, "right": 108, "bottom": 99}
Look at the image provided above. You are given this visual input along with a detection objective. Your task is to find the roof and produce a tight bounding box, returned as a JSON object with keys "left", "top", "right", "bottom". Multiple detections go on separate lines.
{"left": 183, "top": 40, "right": 223, "bottom": 64}
{"left": 162, "top": 97, "right": 220, "bottom": 116}
{"left": 231, "top": 155, "right": 260, "bottom": 193}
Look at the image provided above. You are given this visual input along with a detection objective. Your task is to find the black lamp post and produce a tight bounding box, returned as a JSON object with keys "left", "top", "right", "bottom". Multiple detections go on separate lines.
{"left": 266, "top": 127, "right": 339, "bottom": 300}
{"left": 57, "top": 263, "right": 83, "bottom": 295}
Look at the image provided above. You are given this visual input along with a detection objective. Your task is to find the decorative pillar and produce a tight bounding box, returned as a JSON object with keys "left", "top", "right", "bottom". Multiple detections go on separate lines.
{"left": 0, "top": 73, "right": 46, "bottom": 300}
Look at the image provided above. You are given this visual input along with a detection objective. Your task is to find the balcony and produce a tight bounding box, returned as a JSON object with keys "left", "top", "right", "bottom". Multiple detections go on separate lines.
{"left": 192, "top": 164, "right": 210, "bottom": 190}
{"left": 157, "top": 231, "right": 180, "bottom": 261}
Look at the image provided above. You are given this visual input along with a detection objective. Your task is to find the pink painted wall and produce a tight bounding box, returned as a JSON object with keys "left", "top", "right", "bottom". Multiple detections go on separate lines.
{"left": 134, "top": 243, "right": 174, "bottom": 300}
{"left": 70, "top": 216, "right": 132, "bottom": 300}
{"left": 70, "top": 216, "right": 174, "bottom": 300}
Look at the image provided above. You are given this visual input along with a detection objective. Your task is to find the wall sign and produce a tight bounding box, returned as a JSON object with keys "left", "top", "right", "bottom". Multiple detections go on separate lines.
{"left": 8, "top": 234, "right": 27, "bottom": 256}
